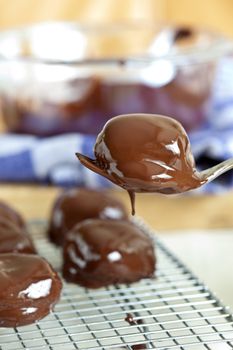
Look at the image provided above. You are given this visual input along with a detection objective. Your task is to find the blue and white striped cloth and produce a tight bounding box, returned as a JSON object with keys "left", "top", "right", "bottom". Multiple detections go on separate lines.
{"left": 189, "top": 56, "right": 233, "bottom": 193}
{"left": 0, "top": 133, "right": 110, "bottom": 188}
{"left": 1, "top": 57, "right": 233, "bottom": 193}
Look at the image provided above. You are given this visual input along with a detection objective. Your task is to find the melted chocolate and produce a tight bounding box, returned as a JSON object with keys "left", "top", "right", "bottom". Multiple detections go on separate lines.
{"left": 125, "top": 313, "right": 147, "bottom": 349}
{"left": 2, "top": 78, "right": 102, "bottom": 136}
{"left": 0, "top": 218, "right": 36, "bottom": 254}
{"left": 0, "top": 254, "right": 62, "bottom": 327}
{"left": 63, "top": 219, "right": 155, "bottom": 288}
{"left": 125, "top": 313, "right": 143, "bottom": 326}
{"left": 0, "top": 201, "right": 26, "bottom": 229}
{"left": 76, "top": 114, "right": 206, "bottom": 214}
{"left": 48, "top": 188, "right": 128, "bottom": 246}
{"left": 130, "top": 344, "right": 147, "bottom": 350}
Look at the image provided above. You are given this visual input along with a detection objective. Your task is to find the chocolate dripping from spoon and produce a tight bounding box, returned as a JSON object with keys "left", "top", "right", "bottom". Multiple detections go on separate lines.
{"left": 76, "top": 114, "right": 233, "bottom": 216}
{"left": 127, "top": 190, "right": 135, "bottom": 216}
{"left": 76, "top": 152, "right": 136, "bottom": 215}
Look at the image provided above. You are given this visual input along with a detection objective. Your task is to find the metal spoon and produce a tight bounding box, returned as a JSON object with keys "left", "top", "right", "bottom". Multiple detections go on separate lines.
{"left": 200, "top": 158, "right": 233, "bottom": 183}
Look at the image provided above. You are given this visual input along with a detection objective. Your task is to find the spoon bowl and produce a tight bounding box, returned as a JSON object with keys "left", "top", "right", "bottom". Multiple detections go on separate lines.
{"left": 76, "top": 113, "right": 233, "bottom": 214}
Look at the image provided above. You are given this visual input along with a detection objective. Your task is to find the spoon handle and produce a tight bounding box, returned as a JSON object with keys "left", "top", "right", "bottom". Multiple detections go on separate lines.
{"left": 200, "top": 158, "right": 233, "bottom": 183}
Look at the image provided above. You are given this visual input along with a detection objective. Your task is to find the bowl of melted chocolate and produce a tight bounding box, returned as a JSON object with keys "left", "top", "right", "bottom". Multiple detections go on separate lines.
{"left": 0, "top": 22, "right": 231, "bottom": 135}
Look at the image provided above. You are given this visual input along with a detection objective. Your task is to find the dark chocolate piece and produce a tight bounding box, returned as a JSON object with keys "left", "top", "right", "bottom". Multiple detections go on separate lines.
{"left": 0, "top": 218, "right": 36, "bottom": 254}
{"left": 76, "top": 114, "right": 206, "bottom": 214}
{"left": 48, "top": 189, "right": 128, "bottom": 246}
{"left": 0, "top": 254, "right": 62, "bottom": 327}
{"left": 0, "top": 201, "right": 26, "bottom": 229}
{"left": 63, "top": 219, "right": 155, "bottom": 288}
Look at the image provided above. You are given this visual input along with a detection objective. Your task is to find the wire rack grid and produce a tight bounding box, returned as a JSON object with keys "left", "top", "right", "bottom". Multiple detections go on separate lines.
{"left": 0, "top": 219, "right": 233, "bottom": 350}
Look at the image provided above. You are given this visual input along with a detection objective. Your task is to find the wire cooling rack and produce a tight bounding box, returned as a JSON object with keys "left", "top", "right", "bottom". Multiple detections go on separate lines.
{"left": 0, "top": 219, "right": 233, "bottom": 350}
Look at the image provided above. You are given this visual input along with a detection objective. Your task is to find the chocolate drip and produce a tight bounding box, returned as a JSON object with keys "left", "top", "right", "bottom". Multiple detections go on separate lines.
{"left": 127, "top": 190, "right": 135, "bottom": 216}
{"left": 125, "top": 313, "right": 143, "bottom": 326}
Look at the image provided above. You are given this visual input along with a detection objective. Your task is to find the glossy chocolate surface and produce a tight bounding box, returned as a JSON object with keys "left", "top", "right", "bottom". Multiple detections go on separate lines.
{"left": 63, "top": 219, "right": 155, "bottom": 288}
{"left": 48, "top": 188, "right": 128, "bottom": 246}
{"left": 0, "top": 218, "right": 36, "bottom": 254}
{"left": 0, "top": 200, "right": 26, "bottom": 229}
{"left": 0, "top": 254, "right": 62, "bottom": 327}
{"left": 77, "top": 114, "right": 206, "bottom": 213}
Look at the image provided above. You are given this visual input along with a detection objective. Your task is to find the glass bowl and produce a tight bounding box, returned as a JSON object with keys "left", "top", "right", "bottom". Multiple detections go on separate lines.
{"left": 0, "top": 21, "right": 232, "bottom": 136}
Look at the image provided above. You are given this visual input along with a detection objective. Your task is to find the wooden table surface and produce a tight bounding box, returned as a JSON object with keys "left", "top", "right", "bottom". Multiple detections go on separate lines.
{"left": 0, "top": 184, "right": 233, "bottom": 231}
{"left": 0, "top": 0, "right": 233, "bottom": 37}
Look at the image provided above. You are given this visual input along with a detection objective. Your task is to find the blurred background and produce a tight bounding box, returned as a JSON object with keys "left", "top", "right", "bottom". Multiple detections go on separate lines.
{"left": 0, "top": 0, "right": 233, "bottom": 306}
{"left": 0, "top": 0, "right": 232, "bottom": 36}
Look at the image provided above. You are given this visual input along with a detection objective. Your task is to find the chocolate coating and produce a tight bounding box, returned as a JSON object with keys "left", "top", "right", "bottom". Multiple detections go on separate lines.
{"left": 63, "top": 219, "right": 155, "bottom": 288}
{"left": 0, "top": 218, "right": 36, "bottom": 254}
{"left": 125, "top": 313, "right": 142, "bottom": 326}
{"left": 48, "top": 189, "right": 128, "bottom": 246}
{"left": 0, "top": 254, "right": 62, "bottom": 327}
{"left": 76, "top": 114, "right": 206, "bottom": 214}
{"left": 0, "top": 201, "right": 26, "bottom": 229}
